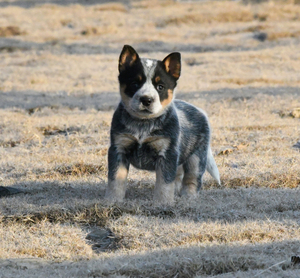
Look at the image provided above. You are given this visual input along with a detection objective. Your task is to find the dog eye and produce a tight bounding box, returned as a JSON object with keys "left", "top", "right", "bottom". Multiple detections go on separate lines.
{"left": 130, "top": 82, "right": 139, "bottom": 89}
{"left": 157, "top": 84, "right": 164, "bottom": 91}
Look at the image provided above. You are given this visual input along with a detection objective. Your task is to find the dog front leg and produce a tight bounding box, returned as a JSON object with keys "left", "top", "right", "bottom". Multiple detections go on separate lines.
{"left": 105, "top": 146, "right": 129, "bottom": 202}
{"left": 153, "top": 155, "right": 178, "bottom": 204}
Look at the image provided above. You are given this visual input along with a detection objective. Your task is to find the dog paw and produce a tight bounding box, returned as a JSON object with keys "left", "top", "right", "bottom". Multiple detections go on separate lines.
{"left": 104, "top": 190, "right": 124, "bottom": 203}
{"left": 153, "top": 183, "right": 175, "bottom": 204}
{"left": 153, "top": 196, "right": 175, "bottom": 205}
{"left": 179, "top": 186, "right": 197, "bottom": 198}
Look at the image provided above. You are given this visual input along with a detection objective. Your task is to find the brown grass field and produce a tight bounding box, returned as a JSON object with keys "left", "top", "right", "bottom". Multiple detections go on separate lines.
{"left": 0, "top": 0, "right": 300, "bottom": 277}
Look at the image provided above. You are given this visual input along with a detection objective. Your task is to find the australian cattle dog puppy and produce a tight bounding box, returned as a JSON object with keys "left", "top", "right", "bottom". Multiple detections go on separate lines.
{"left": 105, "top": 45, "right": 220, "bottom": 204}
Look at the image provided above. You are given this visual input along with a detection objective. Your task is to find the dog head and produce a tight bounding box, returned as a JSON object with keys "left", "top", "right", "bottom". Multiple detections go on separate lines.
{"left": 118, "top": 45, "right": 181, "bottom": 119}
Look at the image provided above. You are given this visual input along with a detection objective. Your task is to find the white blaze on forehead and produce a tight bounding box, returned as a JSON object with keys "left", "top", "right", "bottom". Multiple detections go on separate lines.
{"left": 141, "top": 58, "right": 157, "bottom": 79}
{"left": 145, "top": 59, "right": 153, "bottom": 68}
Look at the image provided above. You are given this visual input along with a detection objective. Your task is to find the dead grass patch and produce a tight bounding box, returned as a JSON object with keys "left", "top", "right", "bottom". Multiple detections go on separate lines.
{"left": 253, "top": 4, "right": 300, "bottom": 22}
{"left": 278, "top": 108, "right": 300, "bottom": 118}
{"left": 80, "top": 26, "right": 118, "bottom": 36}
{"left": 254, "top": 12, "right": 269, "bottom": 22}
{"left": 244, "top": 24, "right": 268, "bottom": 32}
{"left": 213, "top": 24, "right": 268, "bottom": 37}
{"left": 132, "top": 0, "right": 175, "bottom": 9}
{"left": 0, "top": 26, "right": 25, "bottom": 37}
{"left": 226, "top": 125, "right": 284, "bottom": 132}
{"left": 218, "top": 143, "right": 250, "bottom": 155}
{"left": 38, "top": 125, "right": 81, "bottom": 136}
{"left": 54, "top": 163, "right": 105, "bottom": 177}
{"left": 2, "top": 241, "right": 299, "bottom": 277}
{"left": 0, "top": 221, "right": 94, "bottom": 260}
{"left": 81, "top": 26, "right": 100, "bottom": 36}
{"left": 1, "top": 204, "right": 127, "bottom": 227}
{"left": 60, "top": 19, "right": 72, "bottom": 27}
{"left": 267, "top": 30, "right": 300, "bottom": 40}
{"left": 0, "top": 139, "right": 21, "bottom": 148}
{"left": 159, "top": 10, "right": 254, "bottom": 27}
{"left": 209, "top": 171, "right": 300, "bottom": 189}
{"left": 156, "top": 2, "right": 300, "bottom": 28}
{"left": 94, "top": 3, "right": 128, "bottom": 13}
{"left": 95, "top": 244, "right": 298, "bottom": 277}
{"left": 109, "top": 214, "right": 300, "bottom": 252}
{"left": 27, "top": 105, "right": 60, "bottom": 115}
{"left": 212, "top": 78, "right": 287, "bottom": 85}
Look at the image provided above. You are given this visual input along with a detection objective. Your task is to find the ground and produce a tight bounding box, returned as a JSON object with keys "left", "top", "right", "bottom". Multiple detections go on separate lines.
{"left": 0, "top": 0, "right": 300, "bottom": 277}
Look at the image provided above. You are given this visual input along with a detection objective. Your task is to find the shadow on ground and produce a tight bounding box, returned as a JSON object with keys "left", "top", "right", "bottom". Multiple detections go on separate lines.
{"left": 1, "top": 179, "right": 300, "bottom": 224}
{"left": 1, "top": 37, "right": 300, "bottom": 55}
{"left": 0, "top": 0, "right": 129, "bottom": 8}
{"left": 1, "top": 86, "right": 299, "bottom": 111}
{"left": 0, "top": 240, "right": 299, "bottom": 277}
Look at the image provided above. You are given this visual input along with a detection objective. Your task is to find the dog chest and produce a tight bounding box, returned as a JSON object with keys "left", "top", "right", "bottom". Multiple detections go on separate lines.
{"left": 114, "top": 133, "right": 170, "bottom": 170}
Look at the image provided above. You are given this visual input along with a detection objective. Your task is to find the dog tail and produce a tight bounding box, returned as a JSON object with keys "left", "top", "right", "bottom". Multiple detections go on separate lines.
{"left": 206, "top": 147, "right": 221, "bottom": 185}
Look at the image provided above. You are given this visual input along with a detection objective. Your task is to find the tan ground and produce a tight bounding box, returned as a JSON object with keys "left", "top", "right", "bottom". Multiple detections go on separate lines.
{"left": 0, "top": 0, "right": 300, "bottom": 277}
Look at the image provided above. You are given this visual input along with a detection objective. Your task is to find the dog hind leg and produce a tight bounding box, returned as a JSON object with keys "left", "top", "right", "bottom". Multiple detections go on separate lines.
{"left": 180, "top": 154, "right": 199, "bottom": 196}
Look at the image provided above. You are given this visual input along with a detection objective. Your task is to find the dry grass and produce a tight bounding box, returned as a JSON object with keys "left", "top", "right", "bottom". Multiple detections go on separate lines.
{"left": 0, "top": 221, "right": 94, "bottom": 260}
{"left": 212, "top": 77, "right": 289, "bottom": 85}
{"left": 158, "top": 7, "right": 254, "bottom": 27}
{"left": 156, "top": 1, "right": 300, "bottom": 27}
{"left": 267, "top": 30, "right": 300, "bottom": 40}
{"left": 279, "top": 107, "right": 300, "bottom": 118}
{"left": 54, "top": 163, "right": 106, "bottom": 177}
{"left": 93, "top": 3, "right": 128, "bottom": 13}
{"left": 110, "top": 216, "right": 300, "bottom": 251}
{"left": 0, "top": 0, "right": 300, "bottom": 277}
{"left": 0, "top": 25, "right": 25, "bottom": 37}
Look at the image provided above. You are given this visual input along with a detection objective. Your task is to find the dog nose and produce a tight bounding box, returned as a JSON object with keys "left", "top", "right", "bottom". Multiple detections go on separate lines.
{"left": 140, "top": 96, "right": 153, "bottom": 107}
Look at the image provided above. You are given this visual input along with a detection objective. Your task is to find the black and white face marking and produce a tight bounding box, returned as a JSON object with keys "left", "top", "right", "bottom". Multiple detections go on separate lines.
{"left": 118, "top": 45, "right": 181, "bottom": 119}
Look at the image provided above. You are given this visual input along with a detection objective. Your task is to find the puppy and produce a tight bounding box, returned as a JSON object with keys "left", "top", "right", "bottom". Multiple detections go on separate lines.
{"left": 105, "top": 45, "right": 220, "bottom": 204}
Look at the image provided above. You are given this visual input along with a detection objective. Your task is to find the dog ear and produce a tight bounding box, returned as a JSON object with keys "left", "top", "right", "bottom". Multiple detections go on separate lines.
{"left": 162, "top": 52, "right": 181, "bottom": 80}
{"left": 119, "top": 45, "right": 140, "bottom": 73}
